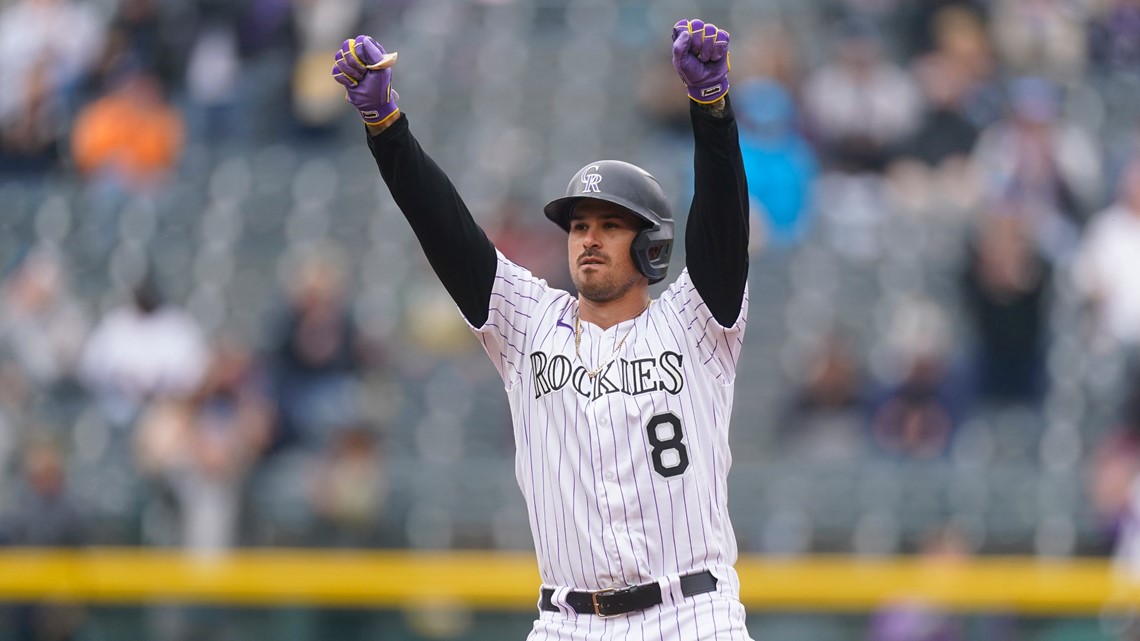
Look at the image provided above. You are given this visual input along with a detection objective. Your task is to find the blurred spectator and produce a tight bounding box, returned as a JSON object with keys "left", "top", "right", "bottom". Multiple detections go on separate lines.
{"left": 869, "top": 299, "right": 967, "bottom": 459}
{"left": 3, "top": 439, "right": 86, "bottom": 545}
{"left": 1091, "top": 379, "right": 1140, "bottom": 566}
{"left": 0, "top": 54, "right": 61, "bottom": 175}
{"left": 0, "top": 248, "right": 89, "bottom": 393}
{"left": 1073, "top": 155, "right": 1140, "bottom": 352}
{"left": 928, "top": 4, "right": 1004, "bottom": 129}
{"left": 78, "top": 278, "right": 209, "bottom": 428}
{"left": 868, "top": 526, "right": 969, "bottom": 641}
{"left": 777, "top": 332, "right": 868, "bottom": 462}
{"left": 731, "top": 21, "right": 803, "bottom": 92}
{"left": 0, "top": 0, "right": 106, "bottom": 128}
{"left": 898, "top": 53, "right": 980, "bottom": 169}
{"left": 108, "top": 0, "right": 164, "bottom": 75}
{"left": 486, "top": 196, "right": 567, "bottom": 289}
{"left": 635, "top": 58, "right": 692, "bottom": 139}
{"left": 307, "top": 424, "right": 389, "bottom": 547}
{"left": 71, "top": 67, "right": 184, "bottom": 251}
{"left": 1089, "top": 0, "right": 1140, "bottom": 74}
{"left": 1090, "top": 426, "right": 1139, "bottom": 556}
{"left": 971, "top": 77, "right": 1104, "bottom": 260}
{"left": 289, "top": 0, "right": 366, "bottom": 136}
{"left": 183, "top": 1, "right": 247, "bottom": 144}
{"left": 71, "top": 68, "right": 185, "bottom": 193}
{"left": 886, "top": 51, "right": 984, "bottom": 218}
{"left": 268, "top": 246, "right": 373, "bottom": 452}
{"left": 735, "top": 79, "right": 819, "bottom": 248}
{"left": 897, "top": 0, "right": 988, "bottom": 60}
{"left": 403, "top": 263, "right": 482, "bottom": 360}
{"left": 0, "top": 361, "right": 22, "bottom": 484}
{"left": 990, "top": 0, "right": 1090, "bottom": 81}
{"left": 82, "top": 0, "right": 178, "bottom": 101}
{"left": 960, "top": 215, "right": 1051, "bottom": 407}
{"left": 834, "top": 0, "right": 902, "bottom": 23}
{"left": 869, "top": 524, "right": 1015, "bottom": 641}
{"left": 2, "top": 438, "right": 88, "bottom": 641}
{"left": 236, "top": 0, "right": 301, "bottom": 143}
{"left": 134, "top": 339, "right": 272, "bottom": 551}
{"left": 802, "top": 18, "right": 921, "bottom": 173}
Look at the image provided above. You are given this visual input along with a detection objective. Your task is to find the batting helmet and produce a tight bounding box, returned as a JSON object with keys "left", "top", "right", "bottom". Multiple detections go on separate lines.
{"left": 543, "top": 160, "right": 674, "bottom": 284}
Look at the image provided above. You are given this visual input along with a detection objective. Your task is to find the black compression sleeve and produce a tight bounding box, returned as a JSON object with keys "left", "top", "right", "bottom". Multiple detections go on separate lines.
{"left": 366, "top": 115, "right": 498, "bottom": 328}
{"left": 684, "top": 96, "right": 750, "bottom": 327}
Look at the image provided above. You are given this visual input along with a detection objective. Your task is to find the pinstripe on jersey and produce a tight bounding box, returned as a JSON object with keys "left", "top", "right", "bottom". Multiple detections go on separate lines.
{"left": 469, "top": 251, "right": 752, "bottom": 639}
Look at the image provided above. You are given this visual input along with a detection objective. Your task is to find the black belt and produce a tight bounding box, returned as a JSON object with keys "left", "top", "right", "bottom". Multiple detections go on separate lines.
{"left": 539, "top": 570, "right": 717, "bottom": 617}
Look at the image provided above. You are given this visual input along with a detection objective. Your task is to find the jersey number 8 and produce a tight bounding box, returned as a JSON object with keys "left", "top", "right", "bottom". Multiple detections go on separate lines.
{"left": 646, "top": 412, "right": 690, "bottom": 478}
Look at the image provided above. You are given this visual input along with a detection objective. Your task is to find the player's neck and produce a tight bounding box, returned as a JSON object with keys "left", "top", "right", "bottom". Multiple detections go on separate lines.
{"left": 577, "top": 291, "right": 651, "bottom": 330}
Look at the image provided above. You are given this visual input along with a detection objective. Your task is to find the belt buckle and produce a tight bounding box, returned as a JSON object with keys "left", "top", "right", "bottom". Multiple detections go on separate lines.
{"left": 590, "top": 587, "right": 618, "bottom": 618}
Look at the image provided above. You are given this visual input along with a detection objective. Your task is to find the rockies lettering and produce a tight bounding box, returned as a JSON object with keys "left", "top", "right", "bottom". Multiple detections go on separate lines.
{"left": 529, "top": 350, "right": 685, "bottom": 399}
{"left": 470, "top": 252, "right": 748, "bottom": 597}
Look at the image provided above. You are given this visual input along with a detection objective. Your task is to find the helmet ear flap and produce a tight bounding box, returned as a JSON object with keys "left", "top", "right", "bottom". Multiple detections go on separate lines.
{"left": 631, "top": 227, "right": 673, "bottom": 285}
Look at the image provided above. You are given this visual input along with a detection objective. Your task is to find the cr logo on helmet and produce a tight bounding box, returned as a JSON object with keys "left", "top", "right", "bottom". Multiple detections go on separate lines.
{"left": 580, "top": 166, "right": 603, "bottom": 193}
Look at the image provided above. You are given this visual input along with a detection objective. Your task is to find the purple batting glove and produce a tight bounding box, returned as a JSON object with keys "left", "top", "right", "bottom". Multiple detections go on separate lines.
{"left": 671, "top": 19, "right": 730, "bottom": 104}
{"left": 331, "top": 35, "right": 399, "bottom": 126}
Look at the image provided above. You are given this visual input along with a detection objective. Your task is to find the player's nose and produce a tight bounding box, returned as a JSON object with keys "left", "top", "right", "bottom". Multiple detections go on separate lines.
{"left": 579, "top": 228, "right": 602, "bottom": 248}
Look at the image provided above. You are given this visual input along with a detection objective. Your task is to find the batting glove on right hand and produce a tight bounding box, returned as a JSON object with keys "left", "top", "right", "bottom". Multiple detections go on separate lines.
{"left": 671, "top": 19, "right": 730, "bottom": 104}
{"left": 332, "top": 35, "right": 400, "bottom": 126}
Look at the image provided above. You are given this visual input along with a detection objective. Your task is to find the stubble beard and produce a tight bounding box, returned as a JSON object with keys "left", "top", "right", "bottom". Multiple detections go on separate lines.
{"left": 572, "top": 267, "right": 642, "bottom": 303}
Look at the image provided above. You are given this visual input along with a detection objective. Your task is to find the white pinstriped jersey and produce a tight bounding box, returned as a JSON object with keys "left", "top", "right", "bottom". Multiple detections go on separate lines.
{"left": 469, "top": 251, "right": 749, "bottom": 624}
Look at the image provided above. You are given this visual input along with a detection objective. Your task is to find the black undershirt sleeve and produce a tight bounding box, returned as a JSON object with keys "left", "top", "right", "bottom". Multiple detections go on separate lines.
{"left": 684, "top": 96, "right": 750, "bottom": 328}
{"left": 366, "top": 115, "right": 498, "bottom": 328}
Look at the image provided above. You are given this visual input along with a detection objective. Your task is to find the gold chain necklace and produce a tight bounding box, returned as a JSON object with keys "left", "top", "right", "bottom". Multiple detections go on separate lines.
{"left": 574, "top": 300, "right": 651, "bottom": 379}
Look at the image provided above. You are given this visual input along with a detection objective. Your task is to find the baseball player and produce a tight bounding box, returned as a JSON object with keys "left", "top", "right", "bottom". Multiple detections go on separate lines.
{"left": 334, "top": 18, "right": 752, "bottom": 640}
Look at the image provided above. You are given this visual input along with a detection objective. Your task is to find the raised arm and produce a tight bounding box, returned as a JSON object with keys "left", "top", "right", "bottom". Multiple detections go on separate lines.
{"left": 671, "top": 20, "right": 749, "bottom": 327}
{"left": 333, "top": 36, "right": 498, "bottom": 327}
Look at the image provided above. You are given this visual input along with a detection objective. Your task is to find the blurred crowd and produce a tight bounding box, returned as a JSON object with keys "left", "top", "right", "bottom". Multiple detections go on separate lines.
{"left": 0, "top": 0, "right": 1138, "bottom": 567}
{"left": 0, "top": 0, "right": 1138, "bottom": 639}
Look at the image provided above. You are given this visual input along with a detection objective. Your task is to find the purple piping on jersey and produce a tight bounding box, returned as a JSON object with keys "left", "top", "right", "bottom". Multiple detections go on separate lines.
{"left": 618, "top": 327, "right": 651, "bottom": 580}
{"left": 484, "top": 324, "right": 523, "bottom": 366}
{"left": 494, "top": 273, "right": 540, "bottom": 300}
{"left": 550, "top": 380, "right": 573, "bottom": 587}
{"left": 521, "top": 373, "right": 550, "bottom": 582}
{"left": 659, "top": 288, "right": 695, "bottom": 563}
{"left": 491, "top": 291, "right": 535, "bottom": 317}
{"left": 604, "top": 353, "right": 633, "bottom": 582}
{"left": 489, "top": 306, "right": 529, "bottom": 342}
{"left": 588, "top": 323, "right": 621, "bottom": 584}
{"left": 670, "top": 280, "right": 720, "bottom": 568}
{"left": 531, "top": 297, "right": 568, "bottom": 349}
{"left": 649, "top": 298, "right": 689, "bottom": 575}
{"left": 579, "top": 388, "right": 603, "bottom": 587}
{"left": 564, "top": 322, "right": 599, "bottom": 588}
{"left": 554, "top": 374, "right": 583, "bottom": 588}
{"left": 504, "top": 266, "right": 552, "bottom": 582}
{"left": 479, "top": 322, "right": 520, "bottom": 381}
{"left": 677, "top": 287, "right": 710, "bottom": 566}
{"left": 527, "top": 293, "right": 565, "bottom": 583}
{"left": 561, "top": 399, "right": 590, "bottom": 590}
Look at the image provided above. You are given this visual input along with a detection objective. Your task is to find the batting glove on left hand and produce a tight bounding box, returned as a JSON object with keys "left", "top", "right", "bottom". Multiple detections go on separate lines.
{"left": 671, "top": 19, "right": 730, "bottom": 104}
{"left": 332, "top": 35, "right": 400, "bottom": 126}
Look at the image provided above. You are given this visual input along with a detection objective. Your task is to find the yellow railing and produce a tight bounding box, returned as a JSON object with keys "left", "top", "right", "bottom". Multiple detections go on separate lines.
{"left": 1, "top": 549, "right": 1139, "bottom": 613}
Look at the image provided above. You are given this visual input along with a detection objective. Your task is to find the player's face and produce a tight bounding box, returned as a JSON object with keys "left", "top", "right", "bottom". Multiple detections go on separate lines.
{"left": 567, "top": 201, "right": 647, "bottom": 303}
